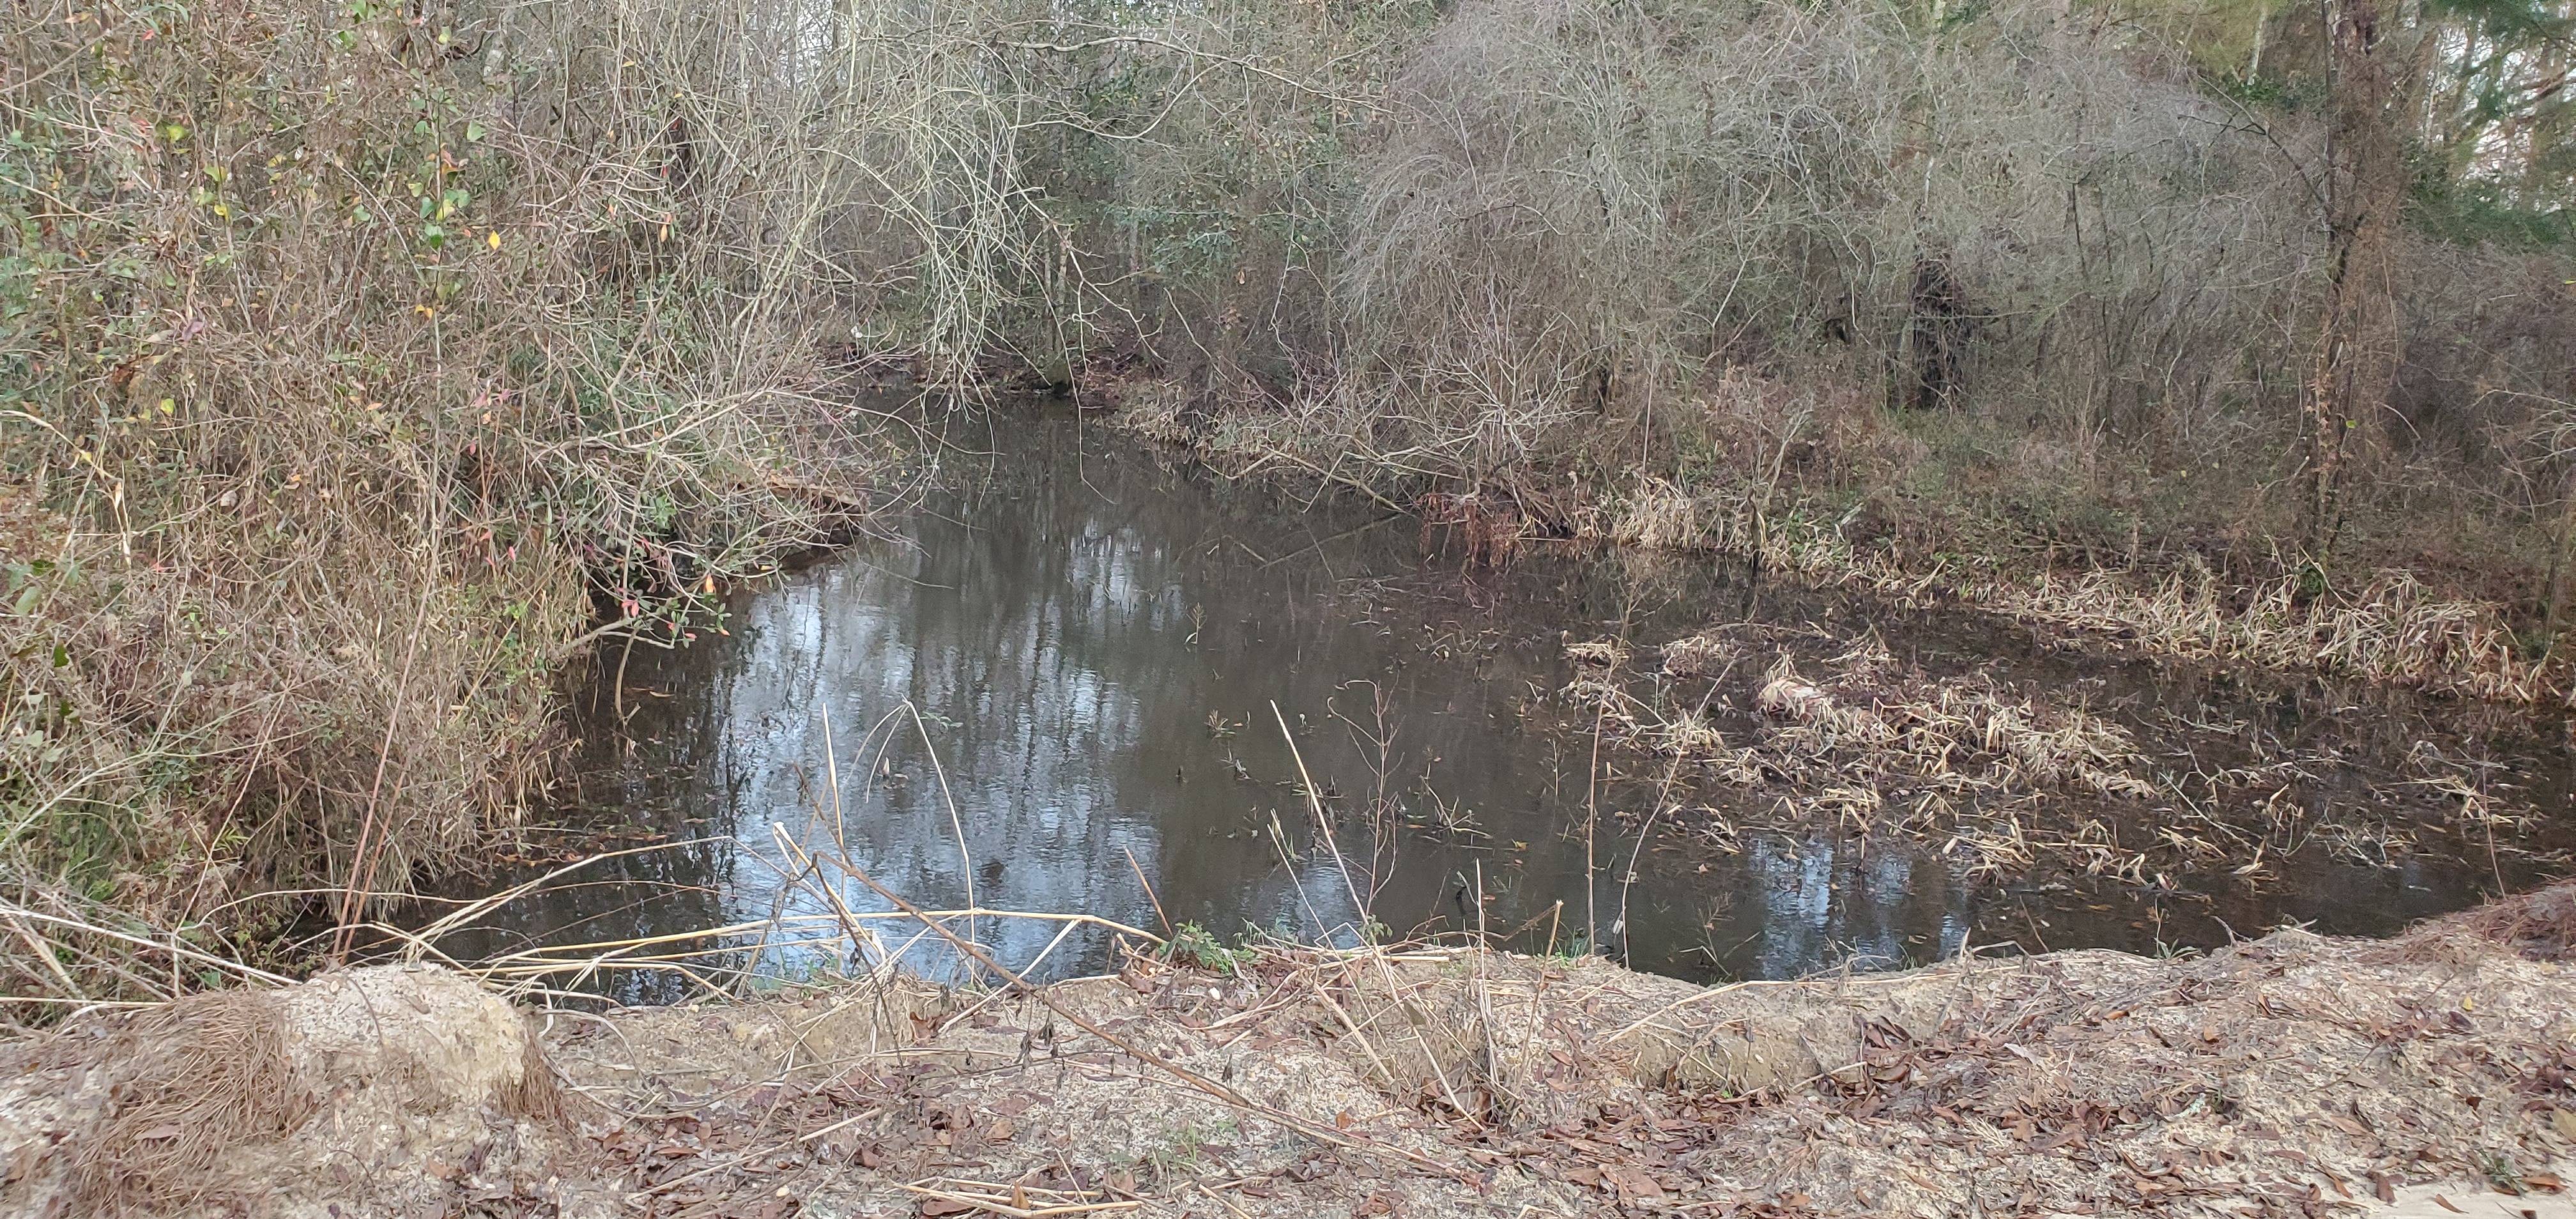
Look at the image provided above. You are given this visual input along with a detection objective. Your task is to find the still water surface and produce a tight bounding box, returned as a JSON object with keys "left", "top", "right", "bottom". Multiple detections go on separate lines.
{"left": 431, "top": 411, "right": 2573, "bottom": 1001}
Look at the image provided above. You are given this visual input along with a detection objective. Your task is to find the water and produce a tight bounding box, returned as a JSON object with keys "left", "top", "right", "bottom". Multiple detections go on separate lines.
{"left": 427, "top": 410, "right": 2576, "bottom": 1002}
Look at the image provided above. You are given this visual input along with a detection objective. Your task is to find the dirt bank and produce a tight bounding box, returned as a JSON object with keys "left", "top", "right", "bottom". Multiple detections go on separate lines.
{"left": 8, "top": 887, "right": 2576, "bottom": 1218}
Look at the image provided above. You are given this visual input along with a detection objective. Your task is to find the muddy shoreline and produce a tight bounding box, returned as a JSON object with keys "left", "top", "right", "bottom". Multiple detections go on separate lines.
{"left": 12, "top": 885, "right": 2576, "bottom": 1217}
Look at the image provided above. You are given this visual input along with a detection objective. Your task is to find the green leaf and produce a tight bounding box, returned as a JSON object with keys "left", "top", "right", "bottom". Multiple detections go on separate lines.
{"left": 51, "top": 642, "right": 68, "bottom": 668}
{"left": 464, "top": 122, "right": 486, "bottom": 142}
{"left": 12, "top": 585, "right": 36, "bottom": 615}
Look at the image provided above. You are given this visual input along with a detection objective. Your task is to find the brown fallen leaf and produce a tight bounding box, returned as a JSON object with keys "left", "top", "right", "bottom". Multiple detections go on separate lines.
{"left": 1603, "top": 1166, "right": 1666, "bottom": 1199}
{"left": 988, "top": 1117, "right": 1016, "bottom": 1142}
{"left": 2433, "top": 1193, "right": 2465, "bottom": 1214}
{"left": 2527, "top": 1172, "right": 2564, "bottom": 1192}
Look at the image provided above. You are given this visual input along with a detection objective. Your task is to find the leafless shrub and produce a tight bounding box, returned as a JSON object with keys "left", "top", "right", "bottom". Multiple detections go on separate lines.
{"left": 0, "top": 0, "right": 1057, "bottom": 972}
{"left": 1318, "top": 0, "right": 2316, "bottom": 482}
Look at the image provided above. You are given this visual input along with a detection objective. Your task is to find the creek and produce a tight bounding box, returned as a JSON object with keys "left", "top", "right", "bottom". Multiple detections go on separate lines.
{"left": 425, "top": 410, "right": 2576, "bottom": 1002}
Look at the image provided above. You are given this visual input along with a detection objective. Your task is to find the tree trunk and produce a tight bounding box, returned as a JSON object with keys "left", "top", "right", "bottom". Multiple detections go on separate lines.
{"left": 2304, "top": 0, "right": 2412, "bottom": 559}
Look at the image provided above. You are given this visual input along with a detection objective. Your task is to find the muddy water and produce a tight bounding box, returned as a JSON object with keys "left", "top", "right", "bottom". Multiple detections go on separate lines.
{"left": 435, "top": 411, "right": 2576, "bottom": 1001}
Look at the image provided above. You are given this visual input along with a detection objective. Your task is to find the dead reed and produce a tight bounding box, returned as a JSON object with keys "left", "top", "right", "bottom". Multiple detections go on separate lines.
{"left": 1649, "top": 485, "right": 2561, "bottom": 703}
{"left": 1582, "top": 634, "right": 2153, "bottom": 806}
{"left": 1557, "top": 624, "right": 2554, "bottom": 891}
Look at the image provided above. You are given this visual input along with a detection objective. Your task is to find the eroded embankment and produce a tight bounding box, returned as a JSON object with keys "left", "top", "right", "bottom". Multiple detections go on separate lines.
{"left": 8, "top": 887, "right": 2576, "bottom": 1218}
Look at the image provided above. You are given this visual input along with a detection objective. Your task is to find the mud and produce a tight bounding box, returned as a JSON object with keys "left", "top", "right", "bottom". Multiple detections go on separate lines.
{"left": 12, "top": 886, "right": 2576, "bottom": 1217}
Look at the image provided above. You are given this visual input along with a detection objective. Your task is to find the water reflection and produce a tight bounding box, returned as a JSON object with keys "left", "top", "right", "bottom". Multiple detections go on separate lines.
{"left": 424, "top": 410, "right": 2568, "bottom": 1003}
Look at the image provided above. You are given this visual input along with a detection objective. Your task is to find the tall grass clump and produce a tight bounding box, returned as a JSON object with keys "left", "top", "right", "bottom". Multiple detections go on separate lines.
{"left": 0, "top": 0, "right": 1059, "bottom": 981}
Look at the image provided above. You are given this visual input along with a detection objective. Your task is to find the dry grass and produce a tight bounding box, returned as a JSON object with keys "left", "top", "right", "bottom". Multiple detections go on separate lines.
{"left": 1992, "top": 567, "right": 2551, "bottom": 703}
{"left": 1583, "top": 618, "right": 2557, "bottom": 886}
{"left": 2438, "top": 880, "right": 2576, "bottom": 963}
{"left": 1584, "top": 634, "right": 2152, "bottom": 808}
{"left": 59, "top": 989, "right": 310, "bottom": 1217}
{"left": 1610, "top": 480, "right": 1703, "bottom": 551}
{"left": 1734, "top": 504, "right": 2564, "bottom": 703}
{"left": 1568, "top": 624, "right": 2568, "bottom": 890}
{"left": 4, "top": 962, "right": 580, "bottom": 1217}
{"left": 9, "top": 884, "right": 2576, "bottom": 1216}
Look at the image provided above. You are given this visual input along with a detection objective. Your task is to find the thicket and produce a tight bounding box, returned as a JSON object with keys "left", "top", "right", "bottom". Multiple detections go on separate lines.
{"left": 0, "top": 0, "right": 1052, "bottom": 976}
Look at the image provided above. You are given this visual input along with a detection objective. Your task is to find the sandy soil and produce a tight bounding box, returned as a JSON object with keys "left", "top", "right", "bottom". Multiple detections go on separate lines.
{"left": 7, "top": 885, "right": 2576, "bottom": 1218}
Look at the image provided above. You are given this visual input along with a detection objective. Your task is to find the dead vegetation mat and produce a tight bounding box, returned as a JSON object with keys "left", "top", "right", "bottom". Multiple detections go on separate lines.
{"left": 1549, "top": 613, "right": 2575, "bottom": 902}
{"left": 8, "top": 885, "right": 2576, "bottom": 1216}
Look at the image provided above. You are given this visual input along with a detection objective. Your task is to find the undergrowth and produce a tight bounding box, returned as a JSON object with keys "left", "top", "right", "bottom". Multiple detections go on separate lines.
{"left": 1075, "top": 0, "right": 2576, "bottom": 702}
{"left": 0, "top": 0, "right": 955, "bottom": 990}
